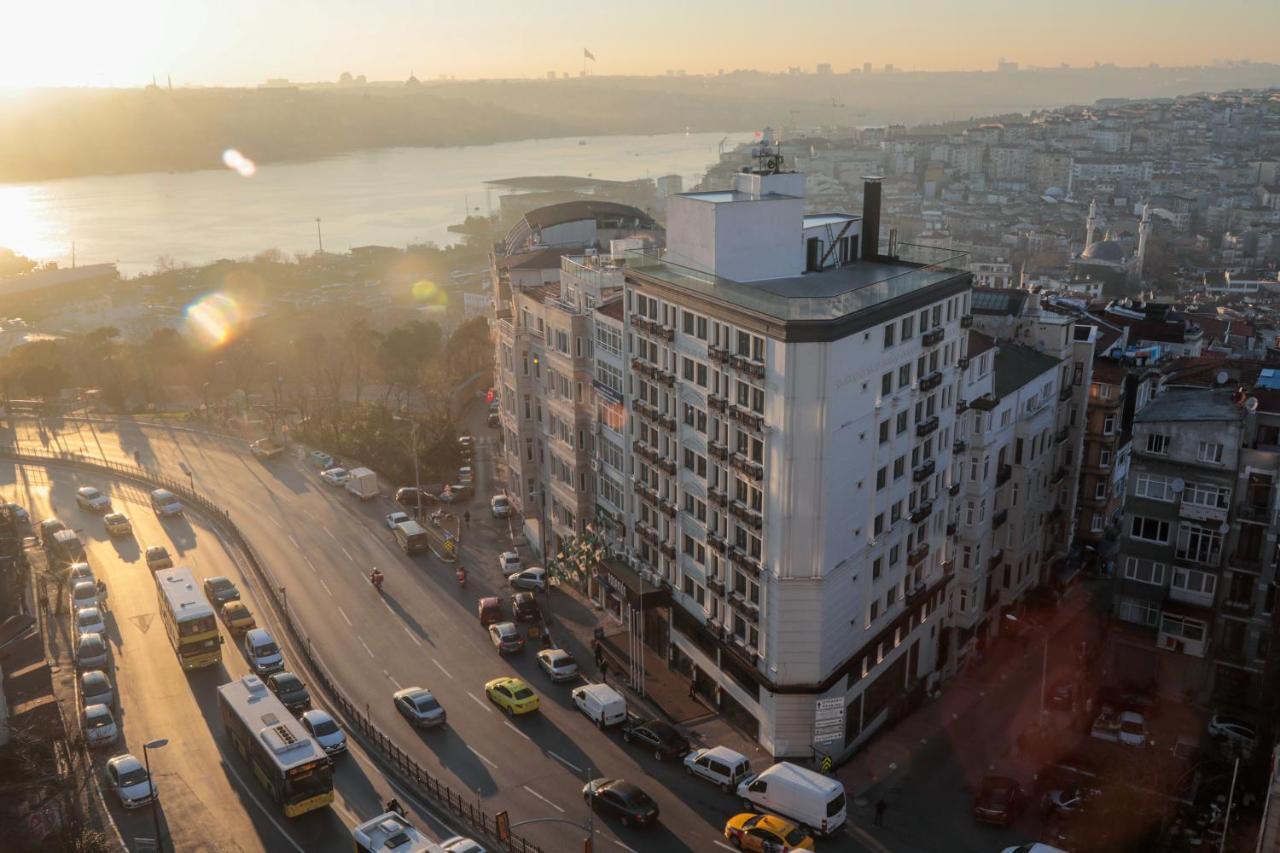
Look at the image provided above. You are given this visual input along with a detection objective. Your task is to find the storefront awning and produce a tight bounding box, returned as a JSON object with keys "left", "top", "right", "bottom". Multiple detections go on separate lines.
{"left": 597, "top": 557, "right": 671, "bottom": 610}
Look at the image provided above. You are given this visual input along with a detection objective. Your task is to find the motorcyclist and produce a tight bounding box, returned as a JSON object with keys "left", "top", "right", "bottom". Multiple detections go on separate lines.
{"left": 370, "top": 568, "right": 384, "bottom": 589}
{"left": 456, "top": 566, "right": 467, "bottom": 586}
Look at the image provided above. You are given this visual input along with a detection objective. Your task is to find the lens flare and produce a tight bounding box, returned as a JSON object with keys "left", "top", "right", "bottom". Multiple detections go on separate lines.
{"left": 184, "top": 292, "right": 244, "bottom": 348}
{"left": 222, "top": 148, "right": 257, "bottom": 177}
{"left": 411, "top": 279, "right": 448, "bottom": 310}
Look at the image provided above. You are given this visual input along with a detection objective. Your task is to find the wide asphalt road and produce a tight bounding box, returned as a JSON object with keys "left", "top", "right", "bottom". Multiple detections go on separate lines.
{"left": 8, "top": 414, "right": 748, "bottom": 853}
{"left": 1, "top": 458, "right": 483, "bottom": 852}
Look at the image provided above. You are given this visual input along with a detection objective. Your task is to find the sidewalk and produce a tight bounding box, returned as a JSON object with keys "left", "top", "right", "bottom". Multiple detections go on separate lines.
{"left": 836, "top": 582, "right": 1099, "bottom": 802}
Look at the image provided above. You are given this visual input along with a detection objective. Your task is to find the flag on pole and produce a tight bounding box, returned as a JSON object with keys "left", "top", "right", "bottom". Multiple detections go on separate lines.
{"left": 584, "top": 48, "right": 595, "bottom": 61}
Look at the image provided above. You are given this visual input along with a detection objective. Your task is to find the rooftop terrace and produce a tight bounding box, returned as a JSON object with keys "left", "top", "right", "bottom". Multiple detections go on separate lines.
{"left": 625, "top": 244, "right": 968, "bottom": 322}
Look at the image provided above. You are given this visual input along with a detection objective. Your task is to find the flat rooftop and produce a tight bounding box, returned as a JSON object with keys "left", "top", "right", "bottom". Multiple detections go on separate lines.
{"left": 681, "top": 190, "right": 799, "bottom": 204}
{"left": 1135, "top": 388, "right": 1242, "bottom": 424}
{"left": 625, "top": 245, "right": 968, "bottom": 322}
{"left": 804, "top": 213, "right": 859, "bottom": 229}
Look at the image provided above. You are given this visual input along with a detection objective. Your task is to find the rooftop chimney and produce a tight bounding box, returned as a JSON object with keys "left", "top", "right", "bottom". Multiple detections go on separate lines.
{"left": 861, "top": 177, "right": 883, "bottom": 260}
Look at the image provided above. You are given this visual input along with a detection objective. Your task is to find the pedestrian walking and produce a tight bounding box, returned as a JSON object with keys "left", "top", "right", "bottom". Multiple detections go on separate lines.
{"left": 464, "top": 510, "right": 471, "bottom": 528}
{"left": 688, "top": 675, "right": 699, "bottom": 699}
{"left": 874, "top": 799, "right": 887, "bottom": 827}
{"left": 600, "top": 659, "right": 609, "bottom": 685}
{"left": 593, "top": 641, "right": 604, "bottom": 669}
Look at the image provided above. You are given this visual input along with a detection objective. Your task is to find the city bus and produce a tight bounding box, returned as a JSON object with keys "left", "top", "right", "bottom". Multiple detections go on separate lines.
{"left": 154, "top": 567, "right": 223, "bottom": 670}
{"left": 218, "top": 674, "right": 334, "bottom": 818}
{"left": 352, "top": 810, "right": 444, "bottom": 852}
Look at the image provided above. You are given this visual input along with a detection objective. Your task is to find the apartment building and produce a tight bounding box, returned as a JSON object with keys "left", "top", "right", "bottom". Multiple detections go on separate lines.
{"left": 602, "top": 160, "right": 972, "bottom": 759}
{"left": 1112, "top": 385, "right": 1280, "bottom": 710}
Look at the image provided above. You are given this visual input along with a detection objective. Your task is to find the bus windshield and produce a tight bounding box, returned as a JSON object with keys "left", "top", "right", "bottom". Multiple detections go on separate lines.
{"left": 180, "top": 636, "right": 221, "bottom": 657}
{"left": 179, "top": 615, "right": 217, "bottom": 637}
{"left": 285, "top": 759, "right": 334, "bottom": 801}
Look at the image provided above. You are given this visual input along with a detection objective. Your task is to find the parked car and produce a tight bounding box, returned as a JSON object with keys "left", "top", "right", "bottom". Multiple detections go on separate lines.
{"left": 103, "top": 512, "right": 132, "bottom": 536}
{"left": 75, "top": 627, "right": 108, "bottom": 666}
{"left": 508, "top": 567, "right": 547, "bottom": 592}
{"left": 393, "top": 687, "right": 446, "bottom": 728}
{"left": 250, "top": 438, "right": 285, "bottom": 459}
{"left": 582, "top": 778, "right": 659, "bottom": 828}
{"left": 219, "top": 600, "right": 256, "bottom": 634}
{"left": 438, "top": 484, "right": 471, "bottom": 503}
{"left": 723, "top": 812, "right": 815, "bottom": 851}
{"left": 385, "top": 511, "right": 411, "bottom": 530}
{"left": 485, "top": 676, "right": 540, "bottom": 715}
{"left": 300, "top": 709, "right": 347, "bottom": 755}
{"left": 395, "top": 486, "right": 437, "bottom": 509}
{"left": 536, "top": 648, "right": 579, "bottom": 682}
{"left": 572, "top": 683, "right": 627, "bottom": 728}
{"left": 486, "top": 411, "right": 500, "bottom": 428}
{"left": 458, "top": 435, "right": 475, "bottom": 457}
{"left": 76, "top": 486, "right": 111, "bottom": 512}
{"left": 510, "top": 592, "right": 540, "bottom": 623}
{"left": 145, "top": 545, "right": 173, "bottom": 571}
{"left": 83, "top": 703, "right": 119, "bottom": 747}
{"left": 498, "top": 551, "right": 522, "bottom": 576}
{"left": 490, "top": 494, "right": 512, "bottom": 518}
{"left": 440, "top": 838, "right": 486, "bottom": 853}
{"left": 104, "top": 753, "right": 157, "bottom": 808}
{"left": 203, "top": 576, "right": 240, "bottom": 607}
{"left": 621, "top": 717, "right": 690, "bottom": 760}
{"left": 320, "top": 467, "right": 351, "bottom": 486}
{"left": 81, "top": 669, "right": 114, "bottom": 709}
{"left": 974, "top": 775, "right": 1025, "bottom": 825}
{"left": 477, "top": 597, "right": 504, "bottom": 627}
{"left": 683, "top": 746, "right": 752, "bottom": 792}
{"left": 71, "top": 580, "right": 101, "bottom": 611}
{"left": 67, "top": 562, "right": 95, "bottom": 588}
{"left": 1041, "top": 786, "right": 1096, "bottom": 819}
{"left": 266, "top": 671, "right": 311, "bottom": 713}
{"left": 38, "top": 517, "right": 65, "bottom": 544}
{"left": 150, "top": 488, "right": 183, "bottom": 517}
{"left": 489, "top": 622, "right": 525, "bottom": 654}
{"left": 1208, "top": 714, "right": 1258, "bottom": 751}
{"left": 1091, "top": 708, "right": 1147, "bottom": 747}
{"left": 75, "top": 606, "right": 106, "bottom": 638}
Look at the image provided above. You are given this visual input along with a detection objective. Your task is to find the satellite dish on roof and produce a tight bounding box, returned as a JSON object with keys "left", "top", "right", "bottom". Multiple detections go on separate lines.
{"left": 1219, "top": 521, "right": 1231, "bottom": 535}
{"left": 1246, "top": 397, "right": 1259, "bottom": 412}
{"left": 1215, "top": 371, "right": 1229, "bottom": 386}
{"left": 1171, "top": 478, "right": 1185, "bottom": 493}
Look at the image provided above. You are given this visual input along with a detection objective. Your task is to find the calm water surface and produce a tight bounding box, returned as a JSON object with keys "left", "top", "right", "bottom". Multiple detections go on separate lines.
{"left": 0, "top": 131, "right": 750, "bottom": 276}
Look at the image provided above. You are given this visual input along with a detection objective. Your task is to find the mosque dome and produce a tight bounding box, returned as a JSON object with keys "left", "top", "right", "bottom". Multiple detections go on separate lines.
{"left": 1081, "top": 240, "right": 1126, "bottom": 262}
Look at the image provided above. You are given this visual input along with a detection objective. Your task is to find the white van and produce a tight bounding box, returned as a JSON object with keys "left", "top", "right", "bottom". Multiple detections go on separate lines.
{"left": 683, "top": 745, "right": 752, "bottom": 792}
{"left": 244, "top": 628, "right": 284, "bottom": 675}
{"left": 571, "top": 683, "right": 626, "bottom": 728}
{"left": 736, "top": 761, "right": 847, "bottom": 836}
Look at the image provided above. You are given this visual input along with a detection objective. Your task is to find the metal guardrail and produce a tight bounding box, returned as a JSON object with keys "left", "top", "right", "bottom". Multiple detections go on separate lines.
{"left": 1, "top": 446, "right": 544, "bottom": 853}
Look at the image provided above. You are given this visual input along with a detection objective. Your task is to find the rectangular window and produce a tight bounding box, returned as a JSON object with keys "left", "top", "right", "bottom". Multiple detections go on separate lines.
{"left": 901, "top": 316, "right": 914, "bottom": 340}
{"left": 1171, "top": 567, "right": 1217, "bottom": 597}
{"left": 899, "top": 363, "right": 911, "bottom": 388}
{"left": 1145, "top": 433, "right": 1170, "bottom": 455}
{"left": 1103, "top": 414, "right": 1116, "bottom": 434}
{"left": 1117, "top": 597, "right": 1159, "bottom": 627}
{"left": 1123, "top": 557, "right": 1166, "bottom": 586}
{"left": 876, "top": 467, "right": 887, "bottom": 491}
{"left": 1196, "top": 441, "right": 1223, "bottom": 464}
{"left": 1134, "top": 473, "right": 1173, "bottom": 502}
{"left": 883, "top": 324, "right": 895, "bottom": 348}
{"left": 879, "top": 421, "right": 890, "bottom": 444}
{"left": 1176, "top": 523, "right": 1222, "bottom": 565}
{"left": 1129, "top": 516, "right": 1170, "bottom": 543}
{"left": 881, "top": 372, "right": 893, "bottom": 396}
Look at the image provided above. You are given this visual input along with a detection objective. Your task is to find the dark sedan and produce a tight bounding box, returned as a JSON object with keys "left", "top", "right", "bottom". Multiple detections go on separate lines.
{"left": 395, "top": 486, "right": 438, "bottom": 510}
{"left": 266, "top": 671, "right": 311, "bottom": 713}
{"left": 621, "top": 718, "right": 690, "bottom": 760}
{"left": 973, "top": 774, "right": 1024, "bottom": 825}
{"left": 203, "top": 576, "right": 240, "bottom": 607}
{"left": 583, "top": 778, "right": 659, "bottom": 828}
{"left": 511, "top": 592, "right": 541, "bottom": 623}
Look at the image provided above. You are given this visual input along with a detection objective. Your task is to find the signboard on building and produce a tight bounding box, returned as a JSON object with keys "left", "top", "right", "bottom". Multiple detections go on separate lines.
{"left": 813, "top": 697, "right": 845, "bottom": 746}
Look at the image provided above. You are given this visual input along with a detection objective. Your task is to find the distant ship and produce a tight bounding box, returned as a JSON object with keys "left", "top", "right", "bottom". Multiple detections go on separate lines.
{"left": 578, "top": 140, "right": 587, "bottom": 146}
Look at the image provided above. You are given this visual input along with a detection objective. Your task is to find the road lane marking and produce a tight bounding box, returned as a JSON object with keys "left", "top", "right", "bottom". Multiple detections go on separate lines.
{"left": 849, "top": 826, "right": 892, "bottom": 853}
{"left": 338, "top": 607, "right": 352, "bottom": 627}
{"left": 342, "top": 546, "right": 353, "bottom": 561}
{"left": 601, "top": 838, "right": 639, "bottom": 853}
{"left": 384, "top": 670, "right": 402, "bottom": 689}
{"left": 326, "top": 529, "right": 338, "bottom": 542}
{"left": 219, "top": 754, "right": 309, "bottom": 853}
{"left": 522, "top": 785, "right": 564, "bottom": 812}
{"left": 288, "top": 534, "right": 300, "bottom": 548}
{"left": 713, "top": 843, "right": 736, "bottom": 852}
{"left": 381, "top": 598, "right": 396, "bottom": 615}
{"left": 466, "top": 691, "right": 492, "bottom": 714}
{"left": 433, "top": 658, "right": 452, "bottom": 678}
{"left": 504, "top": 721, "right": 531, "bottom": 741}
{"left": 547, "top": 750, "right": 582, "bottom": 774}
{"left": 467, "top": 746, "right": 498, "bottom": 769}
{"left": 269, "top": 516, "right": 283, "bottom": 529}
{"left": 359, "top": 637, "right": 375, "bottom": 658}
{"left": 320, "top": 579, "right": 333, "bottom": 596}
{"left": 304, "top": 556, "right": 317, "bottom": 573}
{"left": 404, "top": 626, "right": 423, "bottom": 646}
{"left": 348, "top": 751, "right": 468, "bottom": 840}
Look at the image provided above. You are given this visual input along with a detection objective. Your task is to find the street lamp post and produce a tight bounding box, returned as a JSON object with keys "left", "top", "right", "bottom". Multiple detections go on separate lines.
{"left": 393, "top": 415, "right": 422, "bottom": 519}
{"left": 143, "top": 737, "right": 169, "bottom": 852}
{"left": 1005, "top": 613, "right": 1047, "bottom": 717}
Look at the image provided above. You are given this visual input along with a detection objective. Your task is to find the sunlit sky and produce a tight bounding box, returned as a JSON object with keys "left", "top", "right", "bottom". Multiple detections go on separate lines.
{"left": 4, "top": 0, "right": 1278, "bottom": 88}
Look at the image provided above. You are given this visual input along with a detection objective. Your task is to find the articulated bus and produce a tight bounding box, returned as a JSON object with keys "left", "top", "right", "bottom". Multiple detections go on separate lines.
{"left": 154, "top": 567, "right": 223, "bottom": 669}
{"left": 218, "top": 674, "right": 334, "bottom": 817}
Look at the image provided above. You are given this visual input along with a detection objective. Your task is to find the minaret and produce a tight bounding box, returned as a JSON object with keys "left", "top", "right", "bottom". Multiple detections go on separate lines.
{"left": 1084, "top": 197, "right": 1099, "bottom": 254}
{"left": 1134, "top": 202, "right": 1152, "bottom": 282}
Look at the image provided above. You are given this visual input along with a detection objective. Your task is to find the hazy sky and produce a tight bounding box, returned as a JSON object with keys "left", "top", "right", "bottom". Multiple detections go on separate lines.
{"left": 5, "top": 0, "right": 1278, "bottom": 88}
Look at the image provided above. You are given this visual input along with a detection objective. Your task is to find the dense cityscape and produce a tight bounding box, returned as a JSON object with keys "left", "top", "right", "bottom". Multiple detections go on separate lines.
{"left": 2, "top": 46, "right": 1280, "bottom": 853}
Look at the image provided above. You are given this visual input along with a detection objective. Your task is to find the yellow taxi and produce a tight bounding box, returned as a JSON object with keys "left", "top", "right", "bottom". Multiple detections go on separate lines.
{"left": 484, "top": 676, "right": 540, "bottom": 715}
{"left": 219, "top": 600, "right": 256, "bottom": 634}
{"left": 103, "top": 512, "right": 132, "bottom": 536}
{"left": 724, "top": 812, "right": 815, "bottom": 851}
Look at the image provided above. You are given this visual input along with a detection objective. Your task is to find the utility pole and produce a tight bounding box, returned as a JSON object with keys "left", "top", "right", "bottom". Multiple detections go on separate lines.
{"left": 315, "top": 217, "right": 324, "bottom": 254}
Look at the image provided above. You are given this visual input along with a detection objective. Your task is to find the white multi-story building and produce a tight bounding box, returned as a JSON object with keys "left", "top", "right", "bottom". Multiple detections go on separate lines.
{"left": 593, "top": 157, "right": 975, "bottom": 759}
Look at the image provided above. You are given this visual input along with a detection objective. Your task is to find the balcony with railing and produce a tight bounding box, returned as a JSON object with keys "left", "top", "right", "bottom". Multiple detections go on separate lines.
{"left": 708, "top": 441, "right": 730, "bottom": 461}
{"left": 632, "top": 315, "right": 675, "bottom": 342}
{"left": 707, "top": 575, "right": 726, "bottom": 595}
{"left": 916, "top": 415, "right": 939, "bottom": 438}
{"left": 992, "top": 508, "right": 1008, "bottom": 530}
{"left": 707, "top": 487, "right": 729, "bottom": 508}
{"left": 913, "top": 458, "right": 936, "bottom": 483}
{"left": 918, "top": 371, "right": 943, "bottom": 393}
{"left": 730, "top": 453, "right": 765, "bottom": 481}
{"left": 707, "top": 344, "right": 731, "bottom": 365}
{"left": 730, "top": 500, "right": 764, "bottom": 531}
{"left": 960, "top": 315, "right": 973, "bottom": 329}
{"left": 953, "top": 439, "right": 968, "bottom": 453}
{"left": 729, "top": 353, "right": 767, "bottom": 380}
{"left": 996, "top": 464, "right": 1012, "bottom": 487}
{"left": 907, "top": 542, "right": 931, "bottom": 567}
{"left": 971, "top": 395, "right": 999, "bottom": 412}
{"left": 956, "top": 399, "right": 969, "bottom": 415}
{"left": 910, "top": 501, "right": 934, "bottom": 525}
{"left": 922, "top": 327, "right": 945, "bottom": 347}
{"left": 729, "top": 405, "right": 765, "bottom": 431}
{"left": 707, "top": 393, "right": 729, "bottom": 413}
{"left": 1167, "top": 584, "right": 1215, "bottom": 610}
